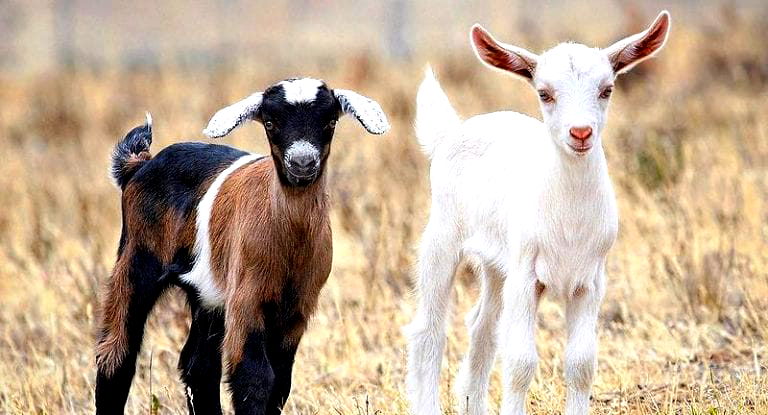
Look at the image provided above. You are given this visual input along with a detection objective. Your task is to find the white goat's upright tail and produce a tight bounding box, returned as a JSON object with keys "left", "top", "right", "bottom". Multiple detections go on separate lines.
{"left": 415, "top": 66, "right": 461, "bottom": 158}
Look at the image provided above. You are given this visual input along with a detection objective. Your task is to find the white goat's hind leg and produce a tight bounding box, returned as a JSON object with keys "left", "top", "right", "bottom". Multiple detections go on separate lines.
{"left": 455, "top": 263, "right": 503, "bottom": 415}
{"left": 564, "top": 272, "right": 606, "bottom": 415}
{"left": 405, "top": 220, "right": 462, "bottom": 415}
{"left": 499, "top": 274, "right": 540, "bottom": 415}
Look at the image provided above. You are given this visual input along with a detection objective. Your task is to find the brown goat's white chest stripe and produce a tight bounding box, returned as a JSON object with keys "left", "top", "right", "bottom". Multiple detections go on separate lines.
{"left": 179, "top": 154, "right": 262, "bottom": 308}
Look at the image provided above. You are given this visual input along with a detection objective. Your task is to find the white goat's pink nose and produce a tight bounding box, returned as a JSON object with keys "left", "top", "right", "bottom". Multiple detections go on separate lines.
{"left": 569, "top": 126, "right": 593, "bottom": 141}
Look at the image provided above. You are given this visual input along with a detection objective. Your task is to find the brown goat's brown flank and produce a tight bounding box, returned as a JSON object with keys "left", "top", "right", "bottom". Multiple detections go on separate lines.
{"left": 96, "top": 178, "right": 204, "bottom": 375}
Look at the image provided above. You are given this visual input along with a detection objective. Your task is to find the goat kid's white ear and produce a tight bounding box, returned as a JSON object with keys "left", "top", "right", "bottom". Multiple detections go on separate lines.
{"left": 603, "top": 11, "right": 671, "bottom": 75}
{"left": 470, "top": 24, "right": 539, "bottom": 81}
{"left": 203, "top": 92, "right": 264, "bottom": 138}
{"left": 334, "top": 89, "right": 390, "bottom": 135}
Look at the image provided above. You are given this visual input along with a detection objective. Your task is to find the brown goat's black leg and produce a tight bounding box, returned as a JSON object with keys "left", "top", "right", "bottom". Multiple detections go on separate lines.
{"left": 95, "top": 247, "right": 167, "bottom": 414}
{"left": 178, "top": 297, "right": 225, "bottom": 415}
{"left": 264, "top": 338, "right": 299, "bottom": 415}
{"left": 229, "top": 331, "right": 275, "bottom": 415}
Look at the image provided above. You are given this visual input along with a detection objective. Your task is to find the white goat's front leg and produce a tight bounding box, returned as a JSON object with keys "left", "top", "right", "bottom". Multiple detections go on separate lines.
{"left": 499, "top": 270, "right": 541, "bottom": 415}
{"left": 405, "top": 220, "right": 462, "bottom": 415}
{"left": 454, "top": 263, "right": 504, "bottom": 415}
{"left": 564, "top": 270, "right": 606, "bottom": 415}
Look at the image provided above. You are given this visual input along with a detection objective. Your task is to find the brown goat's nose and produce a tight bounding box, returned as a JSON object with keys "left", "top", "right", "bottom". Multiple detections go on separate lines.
{"left": 569, "top": 126, "right": 593, "bottom": 141}
{"left": 292, "top": 153, "right": 315, "bottom": 169}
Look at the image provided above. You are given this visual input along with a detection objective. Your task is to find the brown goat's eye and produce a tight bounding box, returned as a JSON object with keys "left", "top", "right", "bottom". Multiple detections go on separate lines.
{"left": 599, "top": 86, "right": 613, "bottom": 99}
{"left": 264, "top": 121, "right": 274, "bottom": 130}
{"left": 328, "top": 119, "right": 337, "bottom": 129}
{"left": 537, "top": 90, "right": 554, "bottom": 103}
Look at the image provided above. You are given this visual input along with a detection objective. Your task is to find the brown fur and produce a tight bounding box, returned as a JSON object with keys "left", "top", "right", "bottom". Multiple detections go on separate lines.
{"left": 97, "top": 152, "right": 332, "bottom": 377}
{"left": 209, "top": 159, "right": 332, "bottom": 365}
{"left": 572, "top": 284, "right": 586, "bottom": 299}
{"left": 95, "top": 248, "right": 134, "bottom": 376}
{"left": 113, "top": 151, "right": 152, "bottom": 188}
{"left": 95, "top": 176, "right": 212, "bottom": 375}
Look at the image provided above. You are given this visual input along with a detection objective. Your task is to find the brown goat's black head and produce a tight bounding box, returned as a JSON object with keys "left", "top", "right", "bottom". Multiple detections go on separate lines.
{"left": 203, "top": 78, "right": 390, "bottom": 187}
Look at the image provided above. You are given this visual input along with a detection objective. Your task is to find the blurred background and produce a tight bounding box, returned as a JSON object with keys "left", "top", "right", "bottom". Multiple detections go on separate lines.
{"left": 0, "top": 0, "right": 767, "bottom": 414}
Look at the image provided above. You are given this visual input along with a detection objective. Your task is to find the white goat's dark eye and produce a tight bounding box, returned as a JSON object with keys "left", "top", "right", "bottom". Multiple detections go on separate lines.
{"left": 264, "top": 121, "right": 274, "bottom": 130}
{"left": 599, "top": 87, "right": 613, "bottom": 99}
{"left": 328, "top": 119, "right": 337, "bottom": 128}
{"left": 538, "top": 90, "right": 554, "bottom": 103}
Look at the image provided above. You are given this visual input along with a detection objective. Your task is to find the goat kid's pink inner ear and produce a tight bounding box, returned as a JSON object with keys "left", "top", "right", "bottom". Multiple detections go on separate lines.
{"left": 471, "top": 26, "right": 535, "bottom": 79}
{"left": 472, "top": 27, "right": 508, "bottom": 68}
{"left": 609, "top": 12, "right": 671, "bottom": 73}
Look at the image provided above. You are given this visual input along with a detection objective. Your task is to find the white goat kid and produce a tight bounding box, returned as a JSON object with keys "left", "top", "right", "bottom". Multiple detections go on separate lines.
{"left": 405, "top": 11, "right": 671, "bottom": 415}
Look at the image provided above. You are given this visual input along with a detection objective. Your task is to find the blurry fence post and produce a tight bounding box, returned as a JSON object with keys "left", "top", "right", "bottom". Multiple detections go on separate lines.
{"left": 54, "top": 0, "right": 75, "bottom": 69}
{"left": 386, "top": 0, "right": 411, "bottom": 62}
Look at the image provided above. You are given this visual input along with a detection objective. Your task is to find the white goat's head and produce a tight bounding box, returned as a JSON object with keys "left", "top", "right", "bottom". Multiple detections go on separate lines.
{"left": 470, "top": 11, "right": 671, "bottom": 157}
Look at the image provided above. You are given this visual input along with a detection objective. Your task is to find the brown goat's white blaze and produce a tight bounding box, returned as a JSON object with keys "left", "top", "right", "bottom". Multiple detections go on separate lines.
{"left": 178, "top": 153, "right": 263, "bottom": 309}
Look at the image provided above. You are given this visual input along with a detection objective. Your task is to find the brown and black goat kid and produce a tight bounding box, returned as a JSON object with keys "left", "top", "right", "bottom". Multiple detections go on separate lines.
{"left": 95, "top": 78, "right": 389, "bottom": 415}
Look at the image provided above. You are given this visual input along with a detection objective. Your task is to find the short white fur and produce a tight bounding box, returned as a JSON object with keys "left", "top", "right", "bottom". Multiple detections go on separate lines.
{"left": 203, "top": 92, "right": 263, "bottom": 139}
{"left": 279, "top": 78, "right": 324, "bottom": 103}
{"left": 405, "top": 11, "right": 670, "bottom": 415}
{"left": 335, "top": 89, "right": 391, "bottom": 135}
{"left": 179, "top": 154, "right": 262, "bottom": 309}
{"left": 284, "top": 140, "right": 320, "bottom": 167}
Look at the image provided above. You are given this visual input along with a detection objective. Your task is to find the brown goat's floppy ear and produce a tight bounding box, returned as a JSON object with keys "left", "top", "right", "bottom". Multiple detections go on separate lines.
{"left": 470, "top": 24, "right": 538, "bottom": 81}
{"left": 603, "top": 11, "right": 671, "bottom": 74}
{"left": 334, "top": 89, "right": 390, "bottom": 135}
{"left": 203, "top": 92, "right": 263, "bottom": 138}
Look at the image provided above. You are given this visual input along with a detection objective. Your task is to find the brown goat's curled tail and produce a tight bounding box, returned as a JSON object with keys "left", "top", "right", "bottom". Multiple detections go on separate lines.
{"left": 111, "top": 113, "right": 153, "bottom": 189}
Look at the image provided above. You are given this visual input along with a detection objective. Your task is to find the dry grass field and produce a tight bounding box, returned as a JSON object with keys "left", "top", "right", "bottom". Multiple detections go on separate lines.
{"left": 1, "top": 3, "right": 767, "bottom": 414}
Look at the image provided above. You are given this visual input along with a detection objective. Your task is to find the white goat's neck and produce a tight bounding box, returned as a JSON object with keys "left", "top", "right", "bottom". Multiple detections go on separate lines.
{"left": 545, "top": 134, "right": 609, "bottom": 196}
